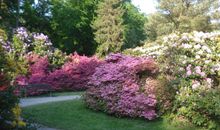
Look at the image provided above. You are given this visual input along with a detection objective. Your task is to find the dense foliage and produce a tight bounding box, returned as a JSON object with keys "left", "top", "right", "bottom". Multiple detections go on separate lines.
{"left": 84, "top": 54, "right": 159, "bottom": 120}
{"left": 122, "top": 2, "right": 147, "bottom": 49}
{"left": 0, "top": 0, "right": 18, "bottom": 33}
{"left": 92, "top": 0, "right": 125, "bottom": 57}
{"left": 49, "top": 0, "right": 98, "bottom": 55}
{"left": 126, "top": 31, "right": 220, "bottom": 129}
{"left": 0, "top": 30, "right": 25, "bottom": 129}
{"left": 146, "top": 0, "right": 220, "bottom": 41}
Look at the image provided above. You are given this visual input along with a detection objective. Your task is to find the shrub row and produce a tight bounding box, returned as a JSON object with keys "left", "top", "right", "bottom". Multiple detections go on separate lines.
{"left": 15, "top": 53, "right": 101, "bottom": 96}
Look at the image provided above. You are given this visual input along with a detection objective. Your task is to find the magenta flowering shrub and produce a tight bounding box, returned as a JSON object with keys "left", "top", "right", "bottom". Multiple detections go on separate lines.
{"left": 84, "top": 53, "right": 159, "bottom": 120}
{"left": 47, "top": 53, "right": 101, "bottom": 90}
{"left": 15, "top": 54, "right": 51, "bottom": 96}
{"left": 15, "top": 53, "right": 101, "bottom": 95}
{"left": 27, "top": 55, "right": 49, "bottom": 84}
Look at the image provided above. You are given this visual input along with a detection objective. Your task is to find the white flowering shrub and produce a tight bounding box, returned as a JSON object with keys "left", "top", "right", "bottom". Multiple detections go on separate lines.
{"left": 2, "top": 27, "right": 67, "bottom": 69}
{"left": 131, "top": 31, "right": 220, "bottom": 89}
{"left": 128, "top": 31, "right": 220, "bottom": 129}
{"left": 32, "top": 33, "right": 53, "bottom": 56}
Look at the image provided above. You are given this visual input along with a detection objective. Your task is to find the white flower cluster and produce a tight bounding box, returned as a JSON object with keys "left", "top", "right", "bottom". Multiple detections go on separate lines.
{"left": 132, "top": 44, "right": 166, "bottom": 58}
{"left": 131, "top": 31, "right": 220, "bottom": 90}
{"left": 16, "top": 27, "right": 28, "bottom": 40}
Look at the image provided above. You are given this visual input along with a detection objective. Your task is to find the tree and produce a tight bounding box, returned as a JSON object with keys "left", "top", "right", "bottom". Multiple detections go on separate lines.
{"left": 92, "top": 0, "right": 125, "bottom": 57}
{"left": 50, "top": 0, "right": 98, "bottom": 55}
{"left": 122, "top": 2, "right": 147, "bottom": 49}
{"left": 20, "top": 0, "right": 52, "bottom": 35}
{"left": 0, "top": 0, "right": 19, "bottom": 34}
{"left": 210, "top": 0, "right": 220, "bottom": 30}
{"left": 146, "top": 0, "right": 220, "bottom": 41}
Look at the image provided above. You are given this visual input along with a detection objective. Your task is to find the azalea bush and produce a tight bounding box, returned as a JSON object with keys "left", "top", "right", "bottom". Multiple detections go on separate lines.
{"left": 84, "top": 53, "right": 161, "bottom": 120}
{"left": 15, "top": 53, "right": 101, "bottom": 95}
{"left": 46, "top": 53, "right": 101, "bottom": 91}
{"left": 127, "top": 31, "right": 220, "bottom": 129}
{"left": 9, "top": 27, "right": 101, "bottom": 96}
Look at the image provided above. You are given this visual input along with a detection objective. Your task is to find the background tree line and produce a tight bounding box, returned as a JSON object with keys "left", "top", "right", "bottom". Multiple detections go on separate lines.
{"left": 0, "top": 0, "right": 219, "bottom": 56}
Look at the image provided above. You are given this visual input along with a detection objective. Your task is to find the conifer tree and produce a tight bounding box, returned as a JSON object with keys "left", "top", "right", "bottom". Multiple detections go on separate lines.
{"left": 146, "top": 0, "right": 220, "bottom": 41}
{"left": 92, "top": 0, "right": 125, "bottom": 57}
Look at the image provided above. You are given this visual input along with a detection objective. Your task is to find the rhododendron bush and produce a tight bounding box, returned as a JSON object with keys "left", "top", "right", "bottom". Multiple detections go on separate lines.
{"left": 84, "top": 54, "right": 159, "bottom": 120}
{"left": 126, "top": 31, "right": 220, "bottom": 129}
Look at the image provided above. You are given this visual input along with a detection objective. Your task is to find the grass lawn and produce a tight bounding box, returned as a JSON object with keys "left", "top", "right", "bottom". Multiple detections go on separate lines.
{"left": 22, "top": 99, "right": 205, "bottom": 130}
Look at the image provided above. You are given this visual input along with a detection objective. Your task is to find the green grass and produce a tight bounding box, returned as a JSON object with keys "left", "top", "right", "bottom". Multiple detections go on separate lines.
{"left": 22, "top": 99, "right": 204, "bottom": 130}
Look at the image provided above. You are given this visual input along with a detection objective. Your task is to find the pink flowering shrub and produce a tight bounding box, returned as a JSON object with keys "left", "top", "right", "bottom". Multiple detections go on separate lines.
{"left": 15, "top": 54, "right": 51, "bottom": 96}
{"left": 84, "top": 53, "right": 159, "bottom": 120}
{"left": 47, "top": 53, "right": 101, "bottom": 90}
{"left": 15, "top": 53, "right": 101, "bottom": 95}
{"left": 27, "top": 54, "right": 50, "bottom": 84}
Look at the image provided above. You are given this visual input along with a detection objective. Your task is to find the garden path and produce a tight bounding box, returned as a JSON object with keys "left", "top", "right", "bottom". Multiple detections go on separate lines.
{"left": 19, "top": 95, "right": 81, "bottom": 107}
{"left": 20, "top": 95, "right": 81, "bottom": 130}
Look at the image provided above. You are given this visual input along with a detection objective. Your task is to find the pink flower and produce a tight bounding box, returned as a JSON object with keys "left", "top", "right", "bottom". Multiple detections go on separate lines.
{"left": 205, "top": 78, "right": 212, "bottom": 84}
{"left": 186, "top": 70, "right": 192, "bottom": 76}
{"left": 195, "top": 66, "right": 201, "bottom": 74}
{"left": 186, "top": 64, "right": 192, "bottom": 71}
{"left": 199, "top": 72, "right": 206, "bottom": 77}
{"left": 192, "top": 80, "right": 200, "bottom": 90}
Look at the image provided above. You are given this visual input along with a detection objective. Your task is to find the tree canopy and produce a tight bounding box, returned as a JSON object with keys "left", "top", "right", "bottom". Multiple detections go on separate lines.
{"left": 146, "top": 0, "right": 220, "bottom": 41}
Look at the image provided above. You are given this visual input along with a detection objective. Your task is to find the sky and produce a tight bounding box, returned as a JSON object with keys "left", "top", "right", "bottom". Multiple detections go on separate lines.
{"left": 131, "top": 0, "right": 157, "bottom": 14}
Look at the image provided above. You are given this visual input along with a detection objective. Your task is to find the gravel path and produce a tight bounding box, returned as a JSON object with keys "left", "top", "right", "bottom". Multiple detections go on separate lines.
{"left": 20, "top": 95, "right": 81, "bottom": 107}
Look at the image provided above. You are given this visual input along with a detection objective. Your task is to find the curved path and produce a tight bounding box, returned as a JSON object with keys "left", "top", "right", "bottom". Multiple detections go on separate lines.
{"left": 20, "top": 95, "right": 81, "bottom": 130}
{"left": 20, "top": 95, "right": 81, "bottom": 107}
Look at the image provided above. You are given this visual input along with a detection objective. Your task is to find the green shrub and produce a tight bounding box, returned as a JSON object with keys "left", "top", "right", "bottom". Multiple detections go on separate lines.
{"left": 0, "top": 29, "right": 26, "bottom": 129}
{"left": 174, "top": 86, "right": 220, "bottom": 129}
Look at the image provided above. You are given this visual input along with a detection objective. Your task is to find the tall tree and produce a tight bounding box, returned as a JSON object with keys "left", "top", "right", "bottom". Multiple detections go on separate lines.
{"left": 50, "top": 0, "right": 98, "bottom": 55}
{"left": 92, "top": 0, "right": 125, "bottom": 57}
{"left": 0, "top": 0, "right": 19, "bottom": 34}
{"left": 20, "top": 0, "right": 52, "bottom": 35}
{"left": 122, "top": 2, "right": 147, "bottom": 49}
{"left": 210, "top": 0, "right": 220, "bottom": 30}
{"left": 146, "top": 0, "right": 220, "bottom": 41}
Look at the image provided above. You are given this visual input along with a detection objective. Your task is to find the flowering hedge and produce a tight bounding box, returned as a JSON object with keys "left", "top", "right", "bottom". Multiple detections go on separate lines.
{"left": 126, "top": 31, "right": 220, "bottom": 129}
{"left": 84, "top": 54, "right": 159, "bottom": 120}
{"left": 15, "top": 53, "right": 101, "bottom": 95}
{"left": 46, "top": 53, "right": 101, "bottom": 91}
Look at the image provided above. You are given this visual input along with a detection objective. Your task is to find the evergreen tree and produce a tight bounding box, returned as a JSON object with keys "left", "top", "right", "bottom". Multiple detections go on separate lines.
{"left": 0, "top": 0, "right": 18, "bottom": 34}
{"left": 123, "top": 2, "right": 147, "bottom": 49}
{"left": 146, "top": 0, "right": 220, "bottom": 41}
{"left": 92, "top": 0, "right": 125, "bottom": 57}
